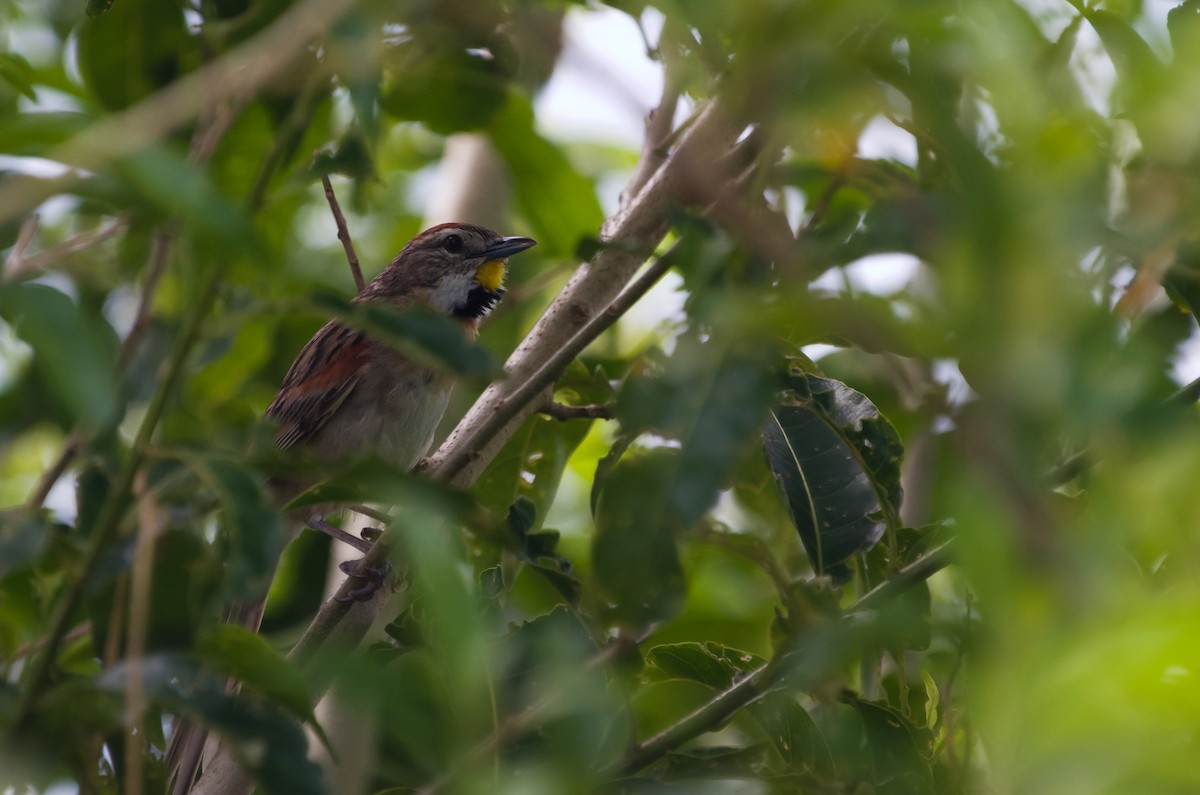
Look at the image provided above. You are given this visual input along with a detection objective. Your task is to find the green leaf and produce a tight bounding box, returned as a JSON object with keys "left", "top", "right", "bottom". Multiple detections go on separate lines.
{"left": 87, "top": 527, "right": 221, "bottom": 654}
{"left": 197, "top": 625, "right": 331, "bottom": 751}
{"left": 474, "top": 411, "right": 591, "bottom": 533}
{"left": 763, "top": 369, "right": 903, "bottom": 577}
{"left": 488, "top": 93, "right": 604, "bottom": 258}
{"left": 1086, "top": 9, "right": 1164, "bottom": 84}
{"left": 0, "top": 283, "right": 119, "bottom": 430}
{"left": 840, "top": 693, "right": 935, "bottom": 791}
{"left": 312, "top": 293, "right": 496, "bottom": 379}
{"left": 185, "top": 455, "right": 284, "bottom": 600}
{"left": 95, "top": 655, "right": 326, "bottom": 795}
{"left": 0, "top": 510, "right": 51, "bottom": 578}
{"left": 379, "top": 41, "right": 510, "bottom": 133}
{"left": 0, "top": 53, "right": 37, "bottom": 101}
{"left": 749, "top": 692, "right": 827, "bottom": 773}
{"left": 115, "top": 145, "right": 255, "bottom": 249}
{"left": 75, "top": 0, "right": 192, "bottom": 111}
{"left": 645, "top": 641, "right": 765, "bottom": 690}
{"left": 0, "top": 111, "right": 92, "bottom": 157}
{"left": 591, "top": 447, "right": 685, "bottom": 627}
{"left": 614, "top": 337, "right": 776, "bottom": 529}
{"left": 282, "top": 456, "right": 474, "bottom": 521}
{"left": 669, "top": 350, "right": 776, "bottom": 528}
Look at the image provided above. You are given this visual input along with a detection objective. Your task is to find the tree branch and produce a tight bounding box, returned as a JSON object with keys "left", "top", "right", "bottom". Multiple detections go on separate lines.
{"left": 321, "top": 176, "right": 365, "bottom": 293}
{"left": 2, "top": 212, "right": 39, "bottom": 280}
{"left": 4, "top": 215, "right": 131, "bottom": 283}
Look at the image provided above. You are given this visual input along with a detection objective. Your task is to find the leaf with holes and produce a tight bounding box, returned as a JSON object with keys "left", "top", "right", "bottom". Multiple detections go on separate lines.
{"left": 763, "top": 370, "right": 902, "bottom": 577}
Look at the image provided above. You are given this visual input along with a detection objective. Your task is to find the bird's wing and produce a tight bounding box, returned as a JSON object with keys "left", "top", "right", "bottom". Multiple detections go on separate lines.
{"left": 266, "top": 321, "right": 370, "bottom": 449}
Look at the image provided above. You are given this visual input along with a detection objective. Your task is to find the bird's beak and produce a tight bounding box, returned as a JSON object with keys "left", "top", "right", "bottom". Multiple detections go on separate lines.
{"left": 475, "top": 236, "right": 536, "bottom": 293}
{"left": 482, "top": 236, "right": 537, "bottom": 260}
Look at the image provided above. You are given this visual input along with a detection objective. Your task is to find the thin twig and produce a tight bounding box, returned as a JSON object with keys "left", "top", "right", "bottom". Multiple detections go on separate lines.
{"left": 117, "top": 230, "right": 174, "bottom": 372}
{"left": 3, "top": 213, "right": 39, "bottom": 279}
{"left": 5, "top": 216, "right": 129, "bottom": 282}
{"left": 124, "top": 471, "right": 166, "bottom": 795}
{"left": 846, "top": 539, "right": 954, "bottom": 614}
{"left": 538, "top": 401, "right": 614, "bottom": 421}
{"left": 9, "top": 621, "right": 91, "bottom": 662}
{"left": 27, "top": 434, "right": 81, "bottom": 510}
{"left": 321, "top": 176, "right": 365, "bottom": 293}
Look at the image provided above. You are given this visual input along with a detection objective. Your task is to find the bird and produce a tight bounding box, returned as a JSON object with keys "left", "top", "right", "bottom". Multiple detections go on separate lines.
{"left": 165, "top": 223, "right": 536, "bottom": 795}
{"left": 262, "top": 222, "right": 536, "bottom": 576}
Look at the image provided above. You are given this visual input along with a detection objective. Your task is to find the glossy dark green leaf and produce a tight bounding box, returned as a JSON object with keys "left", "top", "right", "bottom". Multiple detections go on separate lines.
{"left": 645, "top": 641, "right": 765, "bottom": 690}
{"left": 763, "top": 370, "right": 903, "bottom": 577}
{"left": 748, "top": 692, "right": 826, "bottom": 773}
{"left": 0, "top": 283, "right": 118, "bottom": 430}
{"left": 591, "top": 447, "right": 685, "bottom": 627}
{"left": 840, "top": 693, "right": 935, "bottom": 793}
{"left": 488, "top": 93, "right": 604, "bottom": 258}
{"left": 312, "top": 293, "right": 496, "bottom": 379}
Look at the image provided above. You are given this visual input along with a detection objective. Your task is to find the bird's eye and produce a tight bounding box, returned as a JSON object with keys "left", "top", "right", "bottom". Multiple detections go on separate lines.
{"left": 441, "top": 233, "right": 463, "bottom": 253}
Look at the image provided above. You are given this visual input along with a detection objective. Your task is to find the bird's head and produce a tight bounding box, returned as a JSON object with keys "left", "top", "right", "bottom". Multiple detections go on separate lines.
{"left": 362, "top": 223, "right": 537, "bottom": 322}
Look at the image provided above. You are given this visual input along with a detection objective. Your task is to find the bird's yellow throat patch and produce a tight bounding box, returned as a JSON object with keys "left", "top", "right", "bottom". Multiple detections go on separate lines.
{"left": 475, "top": 260, "right": 506, "bottom": 293}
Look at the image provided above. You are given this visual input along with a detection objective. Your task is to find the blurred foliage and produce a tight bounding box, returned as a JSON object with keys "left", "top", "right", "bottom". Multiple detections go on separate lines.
{"left": 3, "top": 0, "right": 1200, "bottom": 793}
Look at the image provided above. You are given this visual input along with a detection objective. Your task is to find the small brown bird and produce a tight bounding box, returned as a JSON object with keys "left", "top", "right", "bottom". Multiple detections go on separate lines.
{"left": 269, "top": 222, "right": 536, "bottom": 471}
{"left": 167, "top": 223, "right": 535, "bottom": 794}
{"left": 264, "top": 222, "right": 536, "bottom": 559}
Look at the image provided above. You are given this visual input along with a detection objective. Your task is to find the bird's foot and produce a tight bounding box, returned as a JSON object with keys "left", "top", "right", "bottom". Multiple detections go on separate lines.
{"left": 335, "top": 559, "right": 391, "bottom": 602}
{"left": 359, "top": 525, "right": 383, "bottom": 543}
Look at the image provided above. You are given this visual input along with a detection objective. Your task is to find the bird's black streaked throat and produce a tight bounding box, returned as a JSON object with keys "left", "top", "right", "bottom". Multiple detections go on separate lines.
{"left": 454, "top": 285, "right": 506, "bottom": 320}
